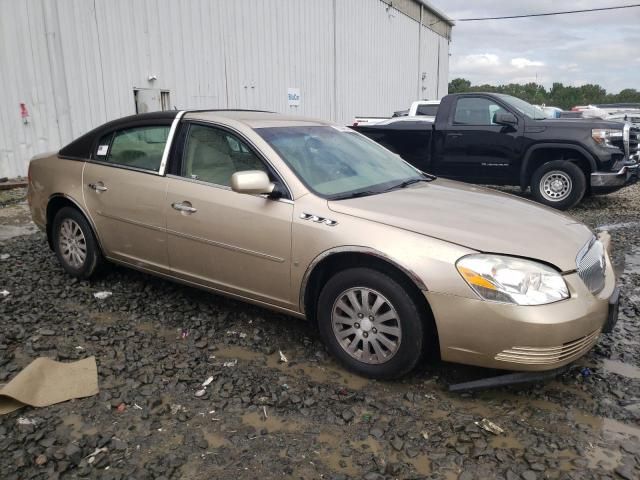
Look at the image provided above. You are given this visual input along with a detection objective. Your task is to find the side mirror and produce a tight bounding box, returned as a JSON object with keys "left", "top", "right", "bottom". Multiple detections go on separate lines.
{"left": 494, "top": 111, "right": 518, "bottom": 126}
{"left": 230, "top": 170, "right": 275, "bottom": 195}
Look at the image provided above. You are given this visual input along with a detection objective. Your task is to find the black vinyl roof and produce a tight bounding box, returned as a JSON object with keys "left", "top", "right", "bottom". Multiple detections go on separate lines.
{"left": 59, "top": 111, "right": 180, "bottom": 160}
{"left": 58, "top": 109, "right": 275, "bottom": 160}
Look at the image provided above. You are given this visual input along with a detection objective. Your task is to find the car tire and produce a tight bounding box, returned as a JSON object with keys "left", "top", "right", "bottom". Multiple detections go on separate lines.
{"left": 530, "top": 161, "right": 586, "bottom": 210}
{"left": 317, "top": 267, "right": 425, "bottom": 379}
{"left": 52, "top": 207, "right": 103, "bottom": 279}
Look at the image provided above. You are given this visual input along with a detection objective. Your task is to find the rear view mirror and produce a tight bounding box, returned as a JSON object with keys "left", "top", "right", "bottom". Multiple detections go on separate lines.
{"left": 494, "top": 112, "right": 518, "bottom": 126}
{"left": 230, "top": 170, "right": 275, "bottom": 195}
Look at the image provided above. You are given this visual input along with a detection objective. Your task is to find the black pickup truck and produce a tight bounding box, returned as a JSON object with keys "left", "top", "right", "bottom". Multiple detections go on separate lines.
{"left": 352, "top": 92, "right": 639, "bottom": 209}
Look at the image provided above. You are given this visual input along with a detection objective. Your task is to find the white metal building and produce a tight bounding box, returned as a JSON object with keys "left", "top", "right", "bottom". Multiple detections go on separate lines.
{"left": 0, "top": 0, "right": 452, "bottom": 178}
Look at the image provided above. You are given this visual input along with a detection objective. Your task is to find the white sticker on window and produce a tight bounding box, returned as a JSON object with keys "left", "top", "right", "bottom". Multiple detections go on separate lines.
{"left": 97, "top": 145, "right": 109, "bottom": 156}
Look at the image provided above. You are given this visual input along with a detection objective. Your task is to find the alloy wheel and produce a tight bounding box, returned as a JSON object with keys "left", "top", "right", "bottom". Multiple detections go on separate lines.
{"left": 58, "top": 218, "right": 87, "bottom": 268}
{"left": 331, "top": 287, "right": 402, "bottom": 364}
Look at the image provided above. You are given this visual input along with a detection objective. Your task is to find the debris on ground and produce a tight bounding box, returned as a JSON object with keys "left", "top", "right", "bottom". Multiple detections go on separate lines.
{"left": 93, "top": 291, "right": 112, "bottom": 300}
{"left": 0, "top": 357, "right": 99, "bottom": 415}
{"left": 0, "top": 253, "right": 9, "bottom": 260}
{"left": 279, "top": 350, "right": 288, "bottom": 363}
{"left": 0, "top": 290, "right": 9, "bottom": 297}
{"left": 476, "top": 418, "right": 505, "bottom": 435}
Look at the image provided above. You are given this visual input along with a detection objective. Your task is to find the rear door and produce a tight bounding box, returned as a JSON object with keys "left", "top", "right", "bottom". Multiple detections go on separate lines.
{"left": 433, "top": 96, "right": 521, "bottom": 183}
{"left": 83, "top": 124, "right": 171, "bottom": 273}
{"left": 165, "top": 122, "right": 294, "bottom": 308}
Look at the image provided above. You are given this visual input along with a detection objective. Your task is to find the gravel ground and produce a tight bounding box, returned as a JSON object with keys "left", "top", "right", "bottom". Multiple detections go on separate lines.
{"left": 1, "top": 183, "right": 639, "bottom": 480}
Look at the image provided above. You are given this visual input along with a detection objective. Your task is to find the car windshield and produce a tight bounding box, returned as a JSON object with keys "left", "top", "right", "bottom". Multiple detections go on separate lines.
{"left": 256, "top": 126, "right": 427, "bottom": 199}
{"left": 498, "top": 94, "right": 547, "bottom": 120}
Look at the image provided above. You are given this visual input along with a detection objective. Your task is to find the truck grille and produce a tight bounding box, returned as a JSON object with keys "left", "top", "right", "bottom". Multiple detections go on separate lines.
{"left": 576, "top": 238, "right": 606, "bottom": 294}
{"left": 494, "top": 329, "right": 600, "bottom": 365}
{"left": 623, "top": 124, "right": 639, "bottom": 160}
{"left": 630, "top": 126, "right": 639, "bottom": 160}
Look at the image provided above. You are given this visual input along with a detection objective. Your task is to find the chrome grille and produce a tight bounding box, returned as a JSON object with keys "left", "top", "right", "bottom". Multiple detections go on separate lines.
{"left": 622, "top": 124, "right": 640, "bottom": 160}
{"left": 495, "top": 329, "right": 600, "bottom": 365}
{"left": 630, "top": 126, "right": 639, "bottom": 160}
{"left": 576, "top": 238, "right": 606, "bottom": 294}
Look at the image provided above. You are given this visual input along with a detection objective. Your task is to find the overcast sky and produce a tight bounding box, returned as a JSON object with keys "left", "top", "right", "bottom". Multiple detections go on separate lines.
{"left": 428, "top": 0, "right": 640, "bottom": 93}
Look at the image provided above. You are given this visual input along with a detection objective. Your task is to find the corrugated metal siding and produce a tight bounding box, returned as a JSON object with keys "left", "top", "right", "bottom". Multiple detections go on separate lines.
{"left": 0, "top": 0, "right": 450, "bottom": 178}
{"left": 336, "top": 0, "right": 421, "bottom": 121}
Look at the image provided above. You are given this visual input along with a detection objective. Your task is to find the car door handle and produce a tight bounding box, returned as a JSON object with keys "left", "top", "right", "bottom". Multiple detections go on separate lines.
{"left": 171, "top": 201, "right": 197, "bottom": 214}
{"left": 88, "top": 182, "right": 108, "bottom": 192}
{"left": 446, "top": 133, "right": 462, "bottom": 139}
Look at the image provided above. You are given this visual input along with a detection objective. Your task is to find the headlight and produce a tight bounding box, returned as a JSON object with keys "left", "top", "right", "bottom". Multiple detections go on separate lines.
{"left": 456, "top": 254, "right": 569, "bottom": 306}
{"left": 592, "top": 128, "right": 623, "bottom": 148}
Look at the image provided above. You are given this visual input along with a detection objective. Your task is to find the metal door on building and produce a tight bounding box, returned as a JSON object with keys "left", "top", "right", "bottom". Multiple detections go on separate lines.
{"left": 134, "top": 88, "right": 171, "bottom": 113}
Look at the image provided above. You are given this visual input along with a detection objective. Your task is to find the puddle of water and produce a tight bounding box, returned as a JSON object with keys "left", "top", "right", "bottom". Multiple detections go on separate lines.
{"left": 214, "top": 345, "right": 370, "bottom": 390}
{"left": 602, "top": 359, "right": 640, "bottom": 379}
{"left": 136, "top": 321, "right": 179, "bottom": 342}
{"left": 59, "top": 413, "right": 98, "bottom": 439}
{"left": 573, "top": 410, "right": 640, "bottom": 440}
{"left": 241, "top": 411, "right": 305, "bottom": 432}
{"left": 202, "top": 430, "right": 229, "bottom": 448}
{"left": 278, "top": 359, "right": 369, "bottom": 390}
{"left": 490, "top": 434, "right": 524, "bottom": 450}
{"left": 624, "top": 252, "right": 640, "bottom": 273}
{"left": 586, "top": 445, "right": 622, "bottom": 470}
{"left": 597, "top": 221, "right": 640, "bottom": 232}
{"left": 0, "top": 224, "right": 38, "bottom": 241}
{"left": 215, "top": 345, "right": 264, "bottom": 362}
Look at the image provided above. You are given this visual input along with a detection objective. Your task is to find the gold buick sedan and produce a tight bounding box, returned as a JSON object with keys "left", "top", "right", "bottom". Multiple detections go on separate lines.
{"left": 28, "top": 110, "right": 619, "bottom": 378}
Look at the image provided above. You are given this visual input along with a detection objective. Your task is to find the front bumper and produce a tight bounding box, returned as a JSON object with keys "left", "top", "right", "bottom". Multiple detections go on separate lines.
{"left": 426, "top": 253, "right": 617, "bottom": 371}
{"left": 591, "top": 163, "right": 638, "bottom": 193}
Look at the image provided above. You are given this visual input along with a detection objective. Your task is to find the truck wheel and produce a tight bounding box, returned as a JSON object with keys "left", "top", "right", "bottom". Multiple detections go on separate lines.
{"left": 317, "top": 267, "right": 425, "bottom": 379}
{"left": 52, "top": 207, "right": 103, "bottom": 279}
{"left": 530, "top": 161, "right": 586, "bottom": 210}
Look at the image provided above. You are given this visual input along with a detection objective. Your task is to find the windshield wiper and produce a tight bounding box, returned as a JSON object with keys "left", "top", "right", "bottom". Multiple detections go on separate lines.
{"left": 384, "top": 176, "right": 433, "bottom": 192}
{"left": 332, "top": 190, "right": 380, "bottom": 200}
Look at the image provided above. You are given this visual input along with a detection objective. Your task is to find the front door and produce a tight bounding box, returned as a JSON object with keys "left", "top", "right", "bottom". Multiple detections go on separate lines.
{"left": 433, "top": 96, "right": 521, "bottom": 183}
{"left": 165, "top": 123, "right": 294, "bottom": 308}
{"left": 83, "top": 124, "right": 171, "bottom": 273}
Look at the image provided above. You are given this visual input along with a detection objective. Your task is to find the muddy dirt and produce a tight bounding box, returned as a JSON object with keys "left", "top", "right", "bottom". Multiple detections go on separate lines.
{"left": 1, "top": 184, "right": 639, "bottom": 479}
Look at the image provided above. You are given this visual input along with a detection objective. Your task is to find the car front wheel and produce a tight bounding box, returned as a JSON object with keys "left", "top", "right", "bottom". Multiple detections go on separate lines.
{"left": 52, "top": 207, "right": 103, "bottom": 279}
{"left": 317, "top": 267, "right": 425, "bottom": 379}
{"left": 530, "top": 160, "right": 586, "bottom": 210}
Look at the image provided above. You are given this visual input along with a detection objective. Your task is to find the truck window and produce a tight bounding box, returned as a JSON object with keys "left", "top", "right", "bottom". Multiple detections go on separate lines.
{"left": 416, "top": 104, "right": 439, "bottom": 116}
{"left": 453, "top": 97, "right": 505, "bottom": 126}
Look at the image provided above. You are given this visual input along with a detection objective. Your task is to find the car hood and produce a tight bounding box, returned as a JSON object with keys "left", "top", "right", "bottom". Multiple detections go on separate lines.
{"left": 533, "top": 118, "right": 626, "bottom": 129}
{"left": 327, "top": 179, "right": 593, "bottom": 272}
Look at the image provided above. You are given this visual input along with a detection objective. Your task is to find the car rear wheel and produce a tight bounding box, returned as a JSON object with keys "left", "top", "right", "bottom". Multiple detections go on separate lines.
{"left": 317, "top": 267, "right": 425, "bottom": 379}
{"left": 531, "top": 160, "right": 586, "bottom": 210}
{"left": 52, "top": 207, "right": 103, "bottom": 279}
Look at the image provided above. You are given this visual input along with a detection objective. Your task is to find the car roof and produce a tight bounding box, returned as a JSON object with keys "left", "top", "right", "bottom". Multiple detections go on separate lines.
{"left": 185, "top": 110, "right": 331, "bottom": 128}
{"left": 59, "top": 109, "right": 332, "bottom": 159}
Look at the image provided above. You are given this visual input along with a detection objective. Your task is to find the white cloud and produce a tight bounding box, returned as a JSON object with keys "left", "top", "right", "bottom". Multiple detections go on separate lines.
{"left": 510, "top": 58, "right": 544, "bottom": 69}
{"left": 428, "top": 0, "right": 638, "bottom": 93}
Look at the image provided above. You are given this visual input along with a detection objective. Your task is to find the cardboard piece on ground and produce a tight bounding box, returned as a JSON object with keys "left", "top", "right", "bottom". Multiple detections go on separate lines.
{"left": 0, "top": 357, "right": 99, "bottom": 415}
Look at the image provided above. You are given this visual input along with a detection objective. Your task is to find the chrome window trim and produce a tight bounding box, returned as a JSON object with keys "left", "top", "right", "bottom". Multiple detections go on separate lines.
{"left": 158, "top": 110, "right": 186, "bottom": 176}
{"left": 84, "top": 158, "right": 165, "bottom": 176}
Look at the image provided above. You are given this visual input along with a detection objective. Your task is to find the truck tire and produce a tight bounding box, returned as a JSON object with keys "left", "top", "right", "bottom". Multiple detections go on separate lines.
{"left": 530, "top": 161, "right": 586, "bottom": 210}
{"left": 317, "top": 267, "right": 425, "bottom": 379}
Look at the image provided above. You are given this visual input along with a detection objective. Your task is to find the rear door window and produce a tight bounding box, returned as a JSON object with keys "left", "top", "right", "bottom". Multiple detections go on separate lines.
{"left": 104, "top": 126, "right": 170, "bottom": 171}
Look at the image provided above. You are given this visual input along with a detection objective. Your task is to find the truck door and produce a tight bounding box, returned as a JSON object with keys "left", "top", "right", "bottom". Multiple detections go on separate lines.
{"left": 433, "top": 96, "right": 521, "bottom": 183}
